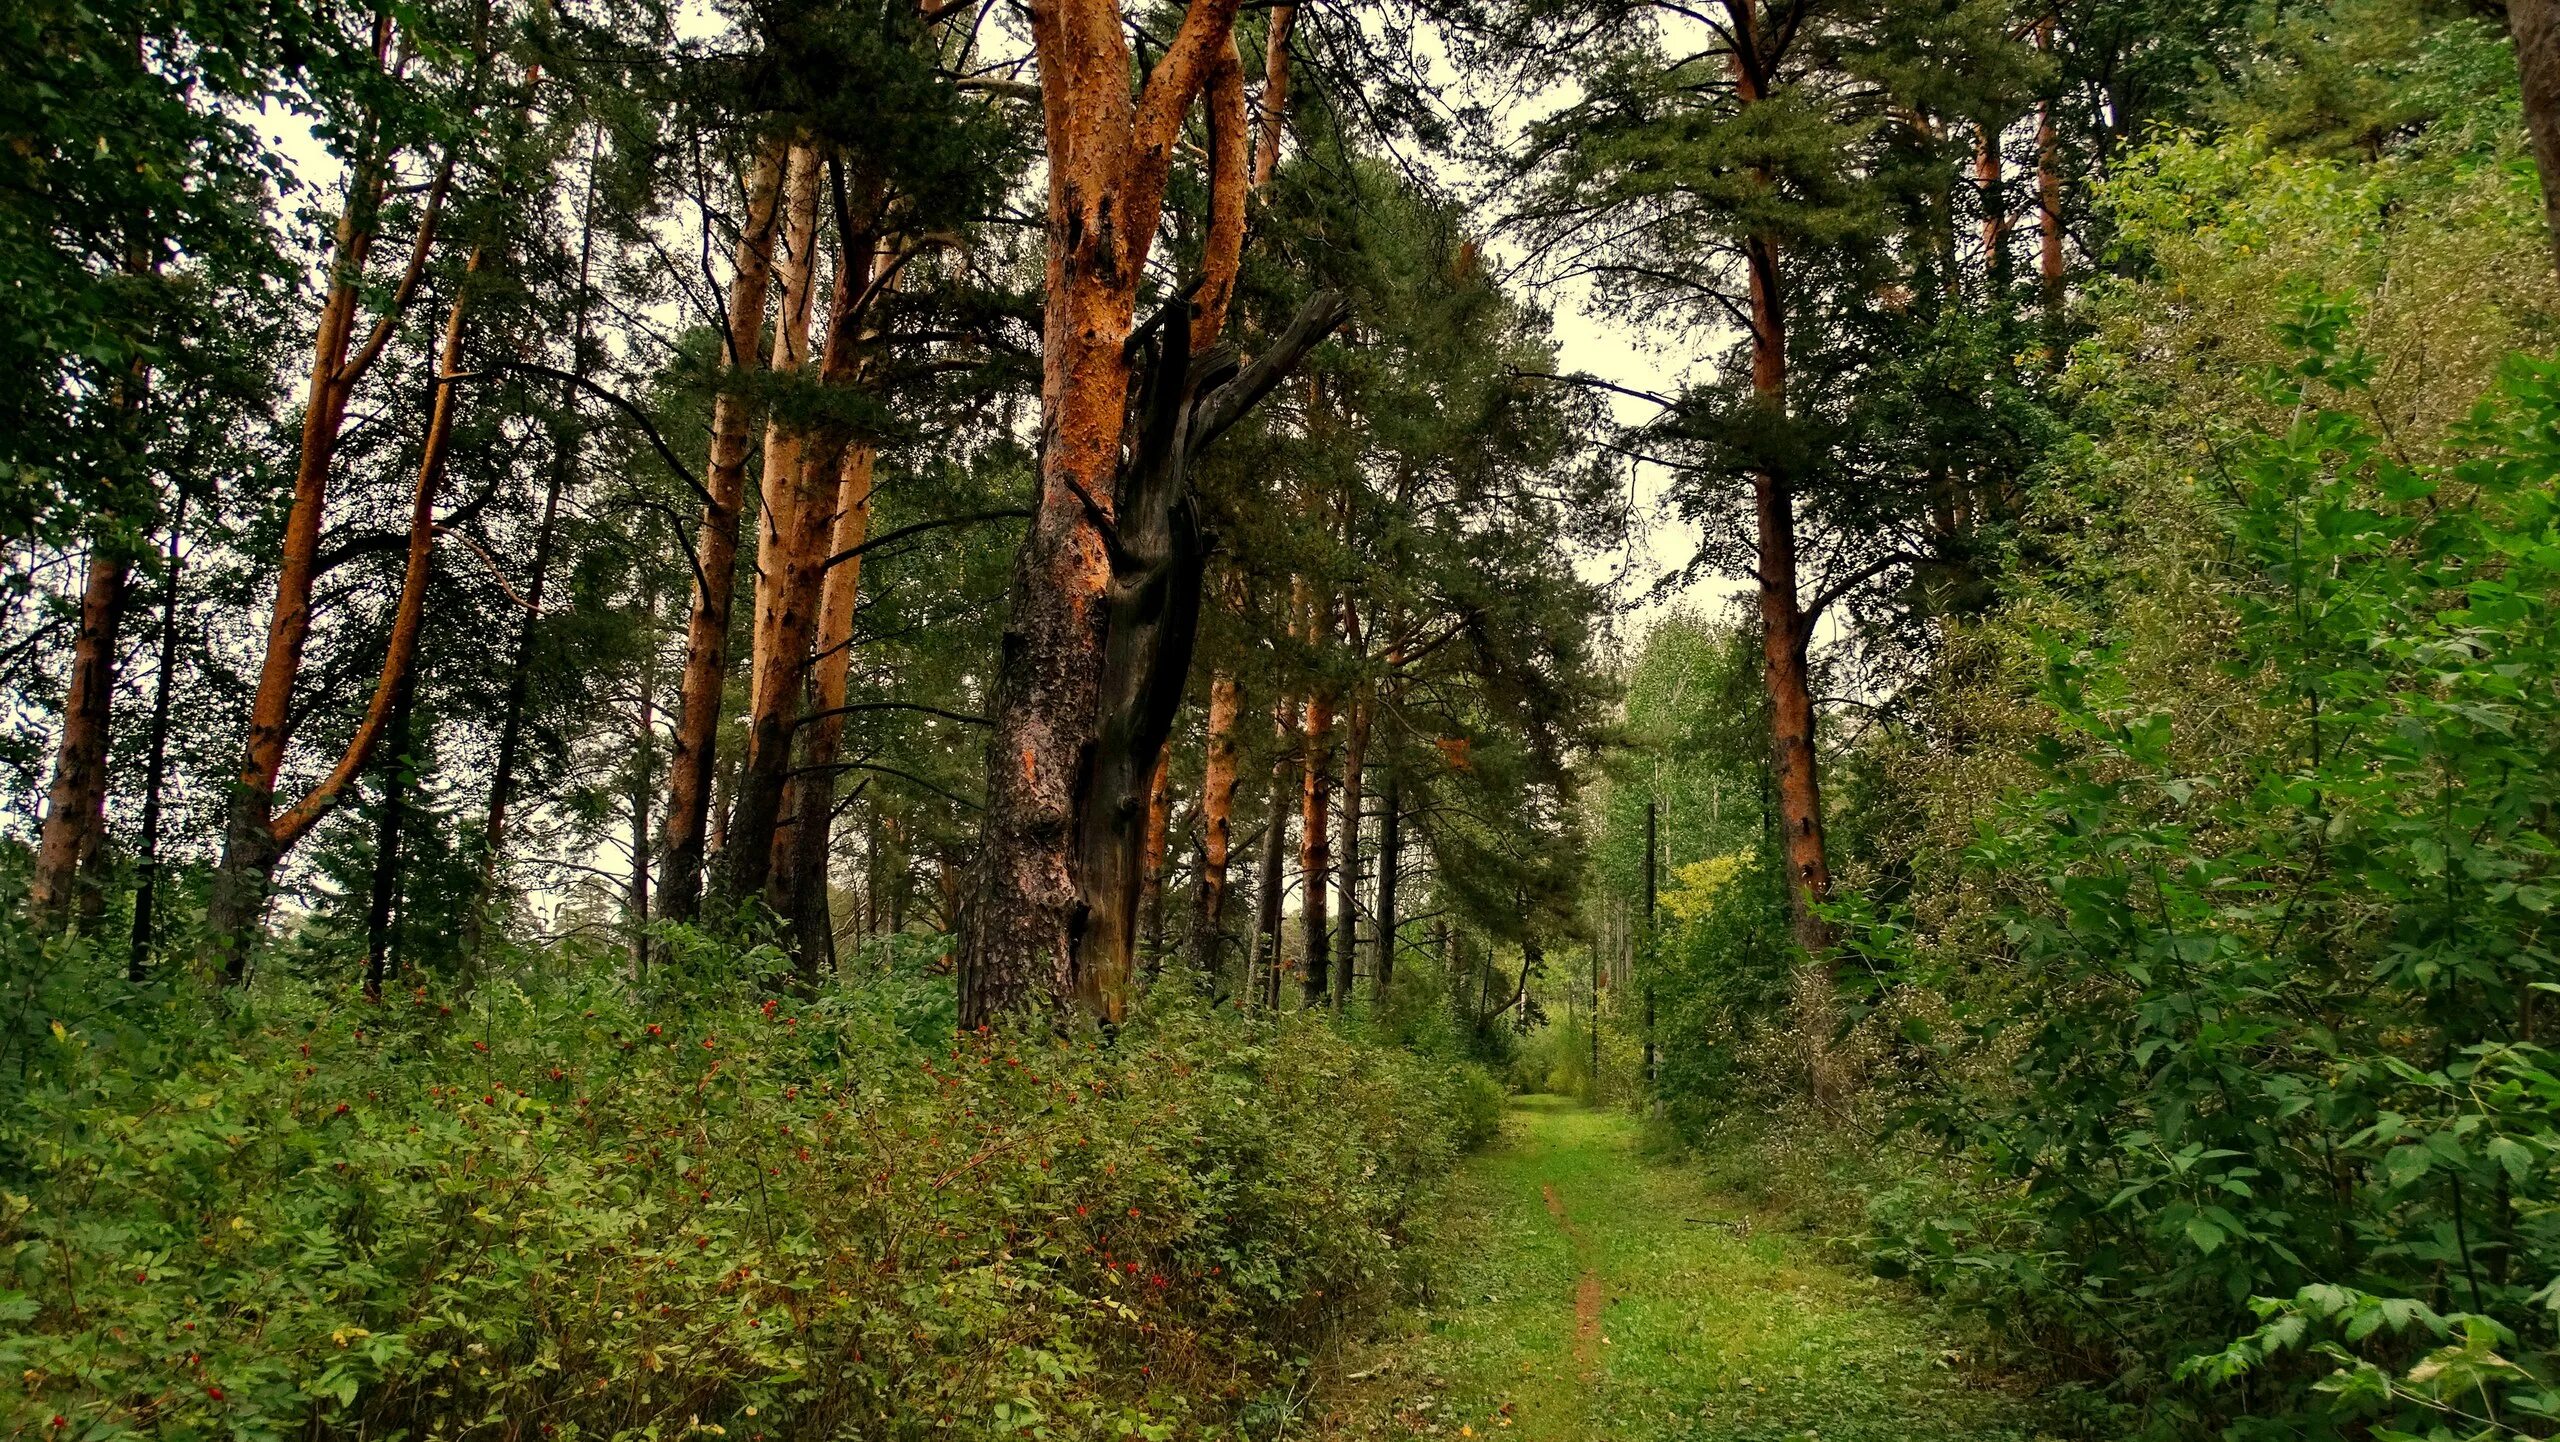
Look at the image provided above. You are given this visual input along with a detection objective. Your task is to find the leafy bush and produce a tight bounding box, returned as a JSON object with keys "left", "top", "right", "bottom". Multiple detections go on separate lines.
{"left": 3, "top": 935, "right": 1477, "bottom": 1440}
{"left": 1847, "top": 305, "right": 2560, "bottom": 1437}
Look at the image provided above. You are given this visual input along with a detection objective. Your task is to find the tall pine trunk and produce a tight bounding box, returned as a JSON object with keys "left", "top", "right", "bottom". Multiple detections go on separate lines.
{"left": 776, "top": 439, "right": 877, "bottom": 975}
{"left": 208, "top": 225, "right": 469, "bottom": 973}
{"left": 1189, "top": 668, "right": 1241, "bottom": 972}
{"left": 1332, "top": 691, "right": 1366, "bottom": 1007}
{"left": 659, "top": 140, "right": 788, "bottom": 922}
{"left": 1298, "top": 688, "right": 1333, "bottom": 1005}
{"left": 723, "top": 146, "right": 832, "bottom": 906}
{"left": 1371, "top": 769, "right": 1398, "bottom": 1000}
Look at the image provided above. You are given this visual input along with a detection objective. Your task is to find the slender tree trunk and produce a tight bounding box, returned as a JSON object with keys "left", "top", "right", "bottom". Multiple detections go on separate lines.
{"left": 1190, "top": 13, "right": 1288, "bottom": 975}
{"left": 1643, "top": 799, "right": 1657, "bottom": 1089}
{"left": 722, "top": 145, "right": 828, "bottom": 908}
{"left": 1372, "top": 769, "right": 1398, "bottom": 1000}
{"left": 1190, "top": 668, "right": 1241, "bottom": 971}
{"left": 2510, "top": 0, "right": 2560, "bottom": 280}
{"left": 959, "top": 0, "right": 1251, "bottom": 1026}
{"left": 362, "top": 652, "right": 422, "bottom": 1002}
{"left": 477, "top": 136, "right": 601, "bottom": 935}
{"left": 2036, "top": 19, "right": 2066, "bottom": 323}
{"left": 630, "top": 593, "right": 659, "bottom": 976}
{"left": 1299, "top": 688, "right": 1333, "bottom": 1005}
{"left": 208, "top": 229, "right": 469, "bottom": 973}
{"left": 1251, "top": 708, "right": 1297, "bottom": 1008}
{"left": 659, "top": 140, "right": 788, "bottom": 923}
{"left": 1332, "top": 691, "right": 1366, "bottom": 1007}
{"left": 127, "top": 493, "right": 187, "bottom": 980}
{"left": 1738, "top": 65, "right": 1839, "bottom": 1093}
{"left": 31, "top": 542, "right": 131, "bottom": 927}
{"left": 1249, "top": 2, "right": 1296, "bottom": 188}
{"left": 776, "top": 439, "right": 877, "bottom": 975}
{"left": 1975, "top": 121, "right": 2007, "bottom": 288}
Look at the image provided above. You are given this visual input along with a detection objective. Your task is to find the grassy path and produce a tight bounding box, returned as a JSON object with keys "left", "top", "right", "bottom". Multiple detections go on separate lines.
{"left": 1317, "top": 1096, "right": 2059, "bottom": 1441}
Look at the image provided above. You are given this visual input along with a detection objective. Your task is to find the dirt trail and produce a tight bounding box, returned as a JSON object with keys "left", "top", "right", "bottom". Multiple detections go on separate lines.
{"left": 1316, "top": 1096, "right": 2062, "bottom": 1441}
{"left": 1539, "top": 1181, "right": 1605, "bottom": 1372}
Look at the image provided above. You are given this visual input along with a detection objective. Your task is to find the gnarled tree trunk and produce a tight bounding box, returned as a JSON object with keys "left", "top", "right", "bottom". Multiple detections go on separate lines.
{"left": 959, "top": 0, "right": 1271, "bottom": 1024}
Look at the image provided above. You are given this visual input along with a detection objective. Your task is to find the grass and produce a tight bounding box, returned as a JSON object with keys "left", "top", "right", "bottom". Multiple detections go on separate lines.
{"left": 1317, "top": 1095, "right": 2062, "bottom": 1441}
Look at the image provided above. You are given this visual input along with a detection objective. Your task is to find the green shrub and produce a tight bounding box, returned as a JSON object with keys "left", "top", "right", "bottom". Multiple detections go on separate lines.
{"left": 1844, "top": 307, "right": 2560, "bottom": 1436}
{"left": 2, "top": 937, "right": 1474, "bottom": 1440}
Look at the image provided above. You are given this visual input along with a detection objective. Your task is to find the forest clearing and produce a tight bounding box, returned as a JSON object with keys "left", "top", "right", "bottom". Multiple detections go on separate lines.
{"left": 6, "top": 0, "right": 2560, "bottom": 1436}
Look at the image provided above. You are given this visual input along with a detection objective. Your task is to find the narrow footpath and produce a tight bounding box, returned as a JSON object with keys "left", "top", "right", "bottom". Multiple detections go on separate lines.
{"left": 1318, "top": 1096, "right": 2060, "bottom": 1441}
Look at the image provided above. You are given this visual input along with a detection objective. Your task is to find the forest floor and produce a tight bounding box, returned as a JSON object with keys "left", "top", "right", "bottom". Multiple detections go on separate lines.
{"left": 1309, "top": 1096, "right": 2063, "bottom": 1441}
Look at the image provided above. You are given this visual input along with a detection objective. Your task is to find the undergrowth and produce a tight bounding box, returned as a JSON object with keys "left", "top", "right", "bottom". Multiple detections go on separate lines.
{"left": 0, "top": 928, "right": 1488, "bottom": 1440}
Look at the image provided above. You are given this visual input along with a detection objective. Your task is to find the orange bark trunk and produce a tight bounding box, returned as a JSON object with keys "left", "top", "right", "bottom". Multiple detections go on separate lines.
{"left": 1738, "top": 17, "right": 1840, "bottom": 1095}
{"left": 209, "top": 238, "right": 475, "bottom": 968}
{"left": 659, "top": 140, "right": 788, "bottom": 922}
{"left": 1192, "top": 668, "right": 1241, "bottom": 964}
{"left": 960, "top": 0, "right": 1250, "bottom": 1025}
{"left": 1249, "top": 3, "right": 1297, "bottom": 190}
{"left": 29, "top": 542, "right": 130, "bottom": 926}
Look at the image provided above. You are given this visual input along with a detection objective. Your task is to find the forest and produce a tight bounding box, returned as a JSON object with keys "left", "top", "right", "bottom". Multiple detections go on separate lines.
{"left": 6, "top": 0, "right": 2560, "bottom": 1435}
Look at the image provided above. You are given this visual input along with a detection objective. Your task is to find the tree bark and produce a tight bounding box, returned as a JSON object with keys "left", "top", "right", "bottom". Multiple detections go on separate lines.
{"left": 630, "top": 592, "right": 659, "bottom": 976}
{"left": 1190, "top": 667, "right": 1241, "bottom": 971}
{"left": 1298, "top": 687, "right": 1333, "bottom": 1006}
{"left": 775, "top": 438, "right": 877, "bottom": 975}
{"left": 1250, "top": 698, "right": 1298, "bottom": 1009}
{"left": 208, "top": 233, "right": 471, "bottom": 974}
{"left": 1734, "top": 20, "right": 1840, "bottom": 1098}
{"left": 1249, "top": 2, "right": 1296, "bottom": 189}
{"left": 723, "top": 146, "right": 834, "bottom": 908}
{"left": 1975, "top": 120, "right": 2007, "bottom": 288}
{"left": 1372, "top": 768, "right": 1399, "bottom": 1000}
{"left": 127, "top": 492, "right": 187, "bottom": 980}
{"left": 959, "top": 0, "right": 1259, "bottom": 1024}
{"left": 2511, "top": 0, "right": 2560, "bottom": 280}
{"left": 1138, "top": 751, "right": 1173, "bottom": 964}
{"left": 30, "top": 542, "right": 131, "bottom": 928}
{"left": 659, "top": 139, "right": 788, "bottom": 923}
{"left": 1332, "top": 689, "right": 1366, "bottom": 1007}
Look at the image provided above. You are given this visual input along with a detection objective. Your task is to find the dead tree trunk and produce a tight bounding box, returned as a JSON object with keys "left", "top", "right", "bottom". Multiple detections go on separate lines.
{"left": 659, "top": 140, "right": 788, "bottom": 922}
